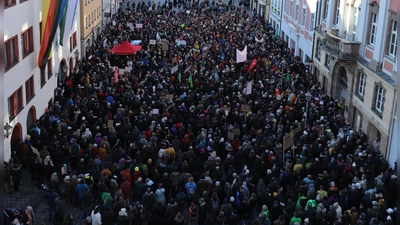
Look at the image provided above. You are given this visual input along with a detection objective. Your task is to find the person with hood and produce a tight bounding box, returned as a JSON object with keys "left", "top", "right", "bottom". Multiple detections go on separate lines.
{"left": 165, "top": 198, "right": 179, "bottom": 224}
{"left": 120, "top": 177, "right": 131, "bottom": 208}
{"left": 91, "top": 205, "right": 102, "bottom": 225}
{"left": 142, "top": 188, "right": 157, "bottom": 219}
{"left": 116, "top": 208, "right": 131, "bottom": 225}
{"left": 187, "top": 202, "right": 197, "bottom": 225}
{"left": 101, "top": 189, "right": 114, "bottom": 208}
{"left": 155, "top": 183, "right": 166, "bottom": 204}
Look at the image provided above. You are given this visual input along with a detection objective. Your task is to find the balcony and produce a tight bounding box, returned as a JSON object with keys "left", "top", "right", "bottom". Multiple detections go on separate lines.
{"left": 321, "top": 29, "right": 360, "bottom": 61}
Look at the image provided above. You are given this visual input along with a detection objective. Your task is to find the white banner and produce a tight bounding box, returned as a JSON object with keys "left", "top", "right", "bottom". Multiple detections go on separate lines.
{"left": 171, "top": 65, "right": 179, "bottom": 74}
{"left": 149, "top": 40, "right": 156, "bottom": 45}
{"left": 236, "top": 46, "right": 247, "bottom": 63}
{"left": 180, "top": 40, "right": 187, "bottom": 45}
{"left": 246, "top": 81, "right": 252, "bottom": 95}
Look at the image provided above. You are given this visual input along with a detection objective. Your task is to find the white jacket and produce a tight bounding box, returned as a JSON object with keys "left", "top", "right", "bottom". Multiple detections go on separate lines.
{"left": 91, "top": 211, "right": 102, "bottom": 225}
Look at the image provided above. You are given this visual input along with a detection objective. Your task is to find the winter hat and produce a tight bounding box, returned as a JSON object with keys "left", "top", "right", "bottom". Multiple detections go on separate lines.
{"left": 372, "top": 201, "right": 378, "bottom": 206}
{"left": 216, "top": 181, "right": 220, "bottom": 187}
{"left": 387, "top": 208, "right": 394, "bottom": 214}
{"left": 119, "top": 208, "right": 127, "bottom": 216}
{"left": 86, "top": 216, "right": 92, "bottom": 222}
{"left": 230, "top": 196, "right": 235, "bottom": 202}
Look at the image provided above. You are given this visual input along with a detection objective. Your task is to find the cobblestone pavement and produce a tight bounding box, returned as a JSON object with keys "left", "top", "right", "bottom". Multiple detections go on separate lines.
{"left": 4, "top": 168, "right": 85, "bottom": 225}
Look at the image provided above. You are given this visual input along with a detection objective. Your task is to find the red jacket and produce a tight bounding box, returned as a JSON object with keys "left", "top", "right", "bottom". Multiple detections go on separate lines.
{"left": 120, "top": 170, "right": 132, "bottom": 183}
{"left": 120, "top": 180, "right": 131, "bottom": 200}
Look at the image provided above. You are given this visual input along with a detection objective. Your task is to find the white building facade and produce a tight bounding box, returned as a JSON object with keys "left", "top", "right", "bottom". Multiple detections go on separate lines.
{"left": 102, "top": 0, "right": 121, "bottom": 28}
{"left": 279, "top": 0, "right": 318, "bottom": 67}
{"left": 312, "top": 0, "right": 397, "bottom": 161}
{"left": 4, "top": 0, "right": 81, "bottom": 161}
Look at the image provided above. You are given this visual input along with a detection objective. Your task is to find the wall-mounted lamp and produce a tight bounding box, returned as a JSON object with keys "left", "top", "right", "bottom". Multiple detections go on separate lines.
{"left": 74, "top": 50, "right": 79, "bottom": 58}
{"left": 4, "top": 123, "right": 13, "bottom": 138}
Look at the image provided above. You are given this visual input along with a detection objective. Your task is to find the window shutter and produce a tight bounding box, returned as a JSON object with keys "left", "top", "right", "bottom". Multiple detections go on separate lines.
{"left": 13, "top": 93, "right": 17, "bottom": 116}
{"left": 13, "top": 37, "right": 19, "bottom": 61}
{"left": 6, "top": 43, "right": 11, "bottom": 67}
{"left": 29, "top": 28, "right": 34, "bottom": 52}
{"left": 24, "top": 33, "right": 28, "bottom": 54}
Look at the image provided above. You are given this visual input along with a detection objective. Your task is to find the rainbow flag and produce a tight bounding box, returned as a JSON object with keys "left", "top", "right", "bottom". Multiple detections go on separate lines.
{"left": 38, "top": 0, "right": 68, "bottom": 69}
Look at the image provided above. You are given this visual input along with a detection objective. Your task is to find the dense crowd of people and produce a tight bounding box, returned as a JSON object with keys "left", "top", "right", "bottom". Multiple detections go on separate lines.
{"left": 5, "top": 1, "right": 397, "bottom": 225}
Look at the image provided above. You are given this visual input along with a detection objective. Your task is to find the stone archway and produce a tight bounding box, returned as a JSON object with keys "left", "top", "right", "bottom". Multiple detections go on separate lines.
{"left": 26, "top": 106, "right": 36, "bottom": 134}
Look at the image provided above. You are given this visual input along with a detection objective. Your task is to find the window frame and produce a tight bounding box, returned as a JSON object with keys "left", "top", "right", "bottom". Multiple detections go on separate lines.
{"left": 388, "top": 20, "right": 397, "bottom": 57}
{"left": 302, "top": 6, "right": 307, "bottom": 26}
{"left": 5, "top": 0, "right": 17, "bottom": 8}
{"left": 356, "top": 71, "right": 366, "bottom": 100}
{"left": 325, "top": 54, "right": 331, "bottom": 69}
{"left": 323, "top": 0, "right": 330, "bottom": 20}
{"left": 290, "top": 0, "right": 293, "bottom": 18}
{"left": 310, "top": 13, "right": 315, "bottom": 31}
{"left": 316, "top": 40, "right": 321, "bottom": 60}
{"left": 21, "top": 26, "right": 34, "bottom": 58}
{"left": 334, "top": 0, "right": 341, "bottom": 25}
{"left": 25, "top": 75, "right": 35, "bottom": 103}
{"left": 295, "top": 3, "right": 299, "bottom": 21}
{"left": 369, "top": 13, "right": 378, "bottom": 46}
{"left": 48, "top": 58, "right": 53, "bottom": 79}
{"left": 4, "top": 35, "right": 20, "bottom": 72}
{"left": 41, "top": 69, "right": 46, "bottom": 88}
{"left": 374, "top": 85, "right": 385, "bottom": 114}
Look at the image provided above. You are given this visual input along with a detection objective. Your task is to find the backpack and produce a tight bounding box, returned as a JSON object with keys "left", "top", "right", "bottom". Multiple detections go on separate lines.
{"left": 177, "top": 194, "right": 185, "bottom": 207}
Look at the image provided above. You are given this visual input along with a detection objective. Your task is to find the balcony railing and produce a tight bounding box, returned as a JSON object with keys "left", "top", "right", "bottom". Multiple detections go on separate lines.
{"left": 321, "top": 29, "right": 360, "bottom": 61}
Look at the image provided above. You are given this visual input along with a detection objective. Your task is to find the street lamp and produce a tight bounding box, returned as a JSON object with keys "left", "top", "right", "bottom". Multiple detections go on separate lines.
{"left": 4, "top": 123, "right": 13, "bottom": 138}
{"left": 305, "top": 92, "right": 312, "bottom": 128}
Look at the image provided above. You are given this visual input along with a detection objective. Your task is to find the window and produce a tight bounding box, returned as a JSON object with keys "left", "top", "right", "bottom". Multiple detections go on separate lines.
{"left": 85, "top": 0, "right": 87, "bottom": 5}
{"left": 70, "top": 32, "right": 77, "bottom": 52}
{"left": 85, "top": 16, "right": 88, "bottom": 29}
{"left": 4, "top": 35, "right": 19, "bottom": 72}
{"left": 41, "top": 69, "right": 46, "bottom": 87}
{"left": 302, "top": 7, "right": 306, "bottom": 26}
{"left": 325, "top": 54, "right": 331, "bottom": 69}
{"left": 357, "top": 72, "right": 366, "bottom": 97}
{"left": 92, "top": 12, "right": 94, "bottom": 23}
{"left": 21, "top": 26, "right": 34, "bottom": 58}
{"left": 290, "top": 1, "right": 293, "bottom": 17}
{"left": 89, "top": 15, "right": 91, "bottom": 25}
{"left": 388, "top": 20, "right": 397, "bottom": 57}
{"left": 334, "top": 0, "right": 340, "bottom": 25}
{"left": 369, "top": 13, "right": 378, "bottom": 46}
{"left": 283, "top": 0, "right": 286, "bottom": 13}
{"left": 8, "top": 87, "right": 24, "bottom": 118}
{"left": 310, "top": 13, "right": 315, "bottom": 31}
{"left": 48, "top": 58, "right": 53, "bottom": 78}
{"left": 25, "top": 75, "right": 35, "bottom": 103}
{"left": 374, "top": 85, "right": 385, "bottom": 114}
{"left": 39, "top": 22, "right": 42, "bottom": 44}
{"left": 323, "top": 0, "right": 329, "bottom": 19}
{"left": 5, "top": 0, "right": 16, "bottom": 8}
{"left": 351, "top": 7, "right": 358, "bottom": 41}
{"left": 316, "top": 41, "right": 321, "bottom": 59}
{"left": 295, "top": 3, "right": 299, "bottom": 21}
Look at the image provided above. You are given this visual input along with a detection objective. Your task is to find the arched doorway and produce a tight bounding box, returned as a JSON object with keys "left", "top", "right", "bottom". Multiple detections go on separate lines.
{"left": 58, "top": 58, "right": 67, "bottom": 84}
{"left": 86, "top": 39, "right": 91, "bottom": 51}
{"left": 97, "top": 27, "right": 101, "bottom": 39}
{"left": 10, "top": 123, "right": 22, "bottom": 153}
{"left": 338, "top": 67, "right": 348, "bottom": 105}
{"left": 26, "top": 106, "right": 36, "bottom": 134}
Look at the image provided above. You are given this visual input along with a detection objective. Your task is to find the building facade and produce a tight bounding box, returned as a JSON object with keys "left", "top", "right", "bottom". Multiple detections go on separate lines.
{"left": 312, "top": 0, "right": 398, "bottom": 159}
{"left": 251, "top": 0, "right": 270, "bottom": 21}
{"left": 278, "top": 0, "right": 318, "bottom": 68}
{"left": 102, "top": 0, "right": 122, "bottom": 28}
{"left": 4, "top": 0, "right": 81, "bottom": 161}
{"left": 80, "top": 0, "right": 103, "bottom": 58}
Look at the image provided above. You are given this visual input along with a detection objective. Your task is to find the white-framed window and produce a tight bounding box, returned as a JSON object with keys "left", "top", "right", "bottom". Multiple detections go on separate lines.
{"left": 290, "top": 0, "right": 293, "bottom": 17}
{"left": 351, "top": 7, "right": 358, "bottom": 41}
{"left": 316, "top": 41, "right": 321, "bottom": 59}
{"left": 310, "top": 13, "right": 315, "bottom": 31}
{"left": 357, "top": 73, "right": 366, "bottom": 96}
{"left": 375, "top": 86, "right": 384, "bottom": 113}
{"left": 323, "top": 0, "right": 329, "bottom": 19}
{"left": 388, "top": 20, "right": 397, "bottom": 57}
{"left": 369, "top": 13, "right": 378, "bottom": 46}
{"left": 283, "top": 0, "right": 286, "bottom": 13}
{"left": 295, "top": 3, "right": 299, "bottom": 21}
{"left": 302, "top": 6, "right": 306, "bottom": 26}
{"left": 334, "top": 0, "right": 340, "bottom": 25}
{"left": 325, "top": 54, "right": 331, "bottom": 68}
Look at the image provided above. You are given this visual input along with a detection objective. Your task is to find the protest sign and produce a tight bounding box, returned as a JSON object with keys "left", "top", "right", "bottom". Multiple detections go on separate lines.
{"left": 149, "top": 40, "right": 156, "bottom": 45}
{"left": 136, "top": 23, "right": 143, "bottom": 28}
